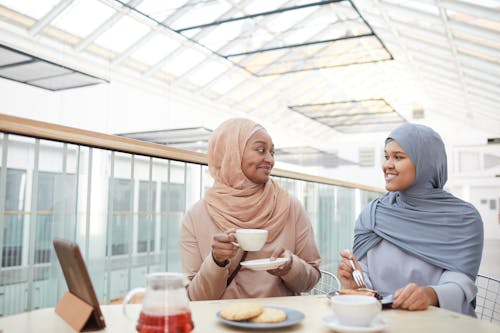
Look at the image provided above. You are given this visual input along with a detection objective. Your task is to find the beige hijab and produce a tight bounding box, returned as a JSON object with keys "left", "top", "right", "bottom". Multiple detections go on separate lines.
{"left": 204, "top": 118, "right": 290, "bottom": 242}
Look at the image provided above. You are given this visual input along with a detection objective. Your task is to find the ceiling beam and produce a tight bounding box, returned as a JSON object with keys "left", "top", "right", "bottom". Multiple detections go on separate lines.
{"left": 76, "top": 0, "right": 144, "bottom": 52}
{"left": 29, "top": 0, "right": 75, "bottom": 36}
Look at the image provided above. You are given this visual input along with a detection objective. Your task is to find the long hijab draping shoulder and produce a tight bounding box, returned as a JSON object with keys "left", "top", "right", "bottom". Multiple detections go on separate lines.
{"left": 204, "top": 118, "right": 290, "bottom": 242}
{"left": 353, "top": 123, "right": 483, "bottom": 281}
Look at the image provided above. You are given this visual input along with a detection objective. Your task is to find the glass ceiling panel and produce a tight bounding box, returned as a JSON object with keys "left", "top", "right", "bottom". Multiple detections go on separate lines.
{"left": 0, "top": 0, "right": 60, "bottom": 20}
{"left": 459, "top": 0, "right": 499, "bottom": 7}
{"left": 450, "top": 27, "right": 500, "bottom": 49}
{"left": 94, "top": 15, "right": 151, "bottom": 53}
{"left": 129, "top": 34, "right": 181, "bottom": 65}
{"left": 187, "top": 60, "right": 229, "bottom": 87}
{"left": 383, "top": 0, "right": 439, "bottom": 15}
{"left": 333, "top": 123, "right": 402, "bottom": 134}
{"left": 134, "top": 0, "right": 392, "bottom": 76}
{"left": 243, "top": 0, "right": 292, "bottom": 16}
{"left": 186, "top": 2, "right": 369, "bottom": 56}
{"left": 447, "top": 11, "right": 500, "bottom": 33}
{"left": 135, "top": 0, "right": 190, "bottom": 22}
{"left": 169, "top": 1, "right": 231, "bottom": 29}
{"left": 267, "top": 6, "right": 318, "bottom": 33}
{"left": 51, "top": 0, "right": 115, "bottom": 38}
{"left": 196, "top": 22, "right": 246, "bottom": 52}
{"left": 232, "top": 35, "right": 390, "bottom": 76}
{"left": 382, "top": 2, "right": 440, "bottom": 28}
{"left": 290, "top": 98, "right": 405, "bottom": 133}
{"left": 223, "top": 78, "right": 271, "bottom": 102}
{"left": 209, "top": 72, "right": 247, "bottom": 95}
{"left": 321, "top": 112, "right": 403, "bottom": 126}
{"left": 275, "top": 146, "right": 356, "bottom": 168}
{"left": 161, "top": 48, "right": 206, "bottom": 77}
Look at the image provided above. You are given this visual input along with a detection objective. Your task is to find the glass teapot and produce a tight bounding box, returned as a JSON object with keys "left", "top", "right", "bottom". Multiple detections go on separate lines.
{"left": 123, "top": 272, "right": 194, "bottom": 333}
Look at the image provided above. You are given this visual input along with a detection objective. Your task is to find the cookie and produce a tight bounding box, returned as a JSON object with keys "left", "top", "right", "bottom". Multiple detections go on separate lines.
{"left": 248, "top": 307, "right": 287, "bottom": 323}
{"left": 219, "top": 302, "right": 263, "bottom": 321}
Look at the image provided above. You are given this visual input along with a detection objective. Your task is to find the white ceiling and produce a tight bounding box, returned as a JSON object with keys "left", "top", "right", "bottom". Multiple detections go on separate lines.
{"left": 0, "top": 0, "right": 499, "bottom": 152}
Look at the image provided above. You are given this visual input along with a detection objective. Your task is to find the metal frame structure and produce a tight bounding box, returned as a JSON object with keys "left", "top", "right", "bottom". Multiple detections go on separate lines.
{"left": 0, "top": 0, "right": 498, "bottom": 142}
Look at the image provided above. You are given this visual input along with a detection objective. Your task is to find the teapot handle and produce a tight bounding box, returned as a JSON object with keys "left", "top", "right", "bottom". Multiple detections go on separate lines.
{"left": 122, "top": 287, "right": 145, "bottom": 320}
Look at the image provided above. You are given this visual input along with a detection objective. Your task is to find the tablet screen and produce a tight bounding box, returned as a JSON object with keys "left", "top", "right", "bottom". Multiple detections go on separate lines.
{"left": 53, "top": 238, "right": 106, "bottom": 330}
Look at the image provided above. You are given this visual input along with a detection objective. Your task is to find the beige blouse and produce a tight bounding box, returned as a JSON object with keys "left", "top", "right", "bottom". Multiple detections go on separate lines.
{"left": 180, "top": 196, "right": 321, "bottom": 301}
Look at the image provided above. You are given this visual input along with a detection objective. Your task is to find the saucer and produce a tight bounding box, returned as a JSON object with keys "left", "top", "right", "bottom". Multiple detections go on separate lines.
{"left": 322, "top": 315, "right": 387, "bottom": 333}
{"left": 240, "top": 258, "right": 289, "bottom": 271}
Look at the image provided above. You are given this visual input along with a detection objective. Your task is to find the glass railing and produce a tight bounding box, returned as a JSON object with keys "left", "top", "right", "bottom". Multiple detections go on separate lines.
{"left": 0, "top": 114, "right": 382, "bottom": 316}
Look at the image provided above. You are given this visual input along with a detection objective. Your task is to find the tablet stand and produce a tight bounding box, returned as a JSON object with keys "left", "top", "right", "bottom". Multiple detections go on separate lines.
{"left": 55, "top": 292, "right": 101, "bottom": 332}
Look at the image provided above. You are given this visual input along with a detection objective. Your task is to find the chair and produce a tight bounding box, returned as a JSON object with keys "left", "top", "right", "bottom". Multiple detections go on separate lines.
{"left": 475, "top": 274, "right": 500, "bottom": 324}
{"left": 310, "top": 270, "right": 341, "bottom": 295}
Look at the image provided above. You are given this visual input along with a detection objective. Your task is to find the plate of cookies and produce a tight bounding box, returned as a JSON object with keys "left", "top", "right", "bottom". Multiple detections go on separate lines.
{"left": 217, "top": 302, "right": 305, "bottom": 329}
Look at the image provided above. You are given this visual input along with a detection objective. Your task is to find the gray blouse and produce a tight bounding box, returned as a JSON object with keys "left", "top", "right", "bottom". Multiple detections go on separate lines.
{"left": 360, "top": 240, "right": 477, "bottom": 316}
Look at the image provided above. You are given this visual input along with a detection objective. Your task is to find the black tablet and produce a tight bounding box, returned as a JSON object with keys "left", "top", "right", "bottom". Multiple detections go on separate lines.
{"left": 53, "top": 238, "right": 106, "bottom": 330}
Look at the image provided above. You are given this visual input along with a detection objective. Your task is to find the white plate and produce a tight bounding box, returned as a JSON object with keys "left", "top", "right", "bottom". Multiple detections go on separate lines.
{"left": 216, "top": 306, "right": 304, "bottom": 329}
{"left": 322, "top": 315, "right": 387, "bottom": 333}
{"left": 240, "top": 257, "right": 289, "bottom": 271}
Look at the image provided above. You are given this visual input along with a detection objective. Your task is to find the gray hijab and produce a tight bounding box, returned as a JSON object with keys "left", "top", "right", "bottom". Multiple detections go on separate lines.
{"left": 353, "top": 123, "right": 483, "bottom": 281}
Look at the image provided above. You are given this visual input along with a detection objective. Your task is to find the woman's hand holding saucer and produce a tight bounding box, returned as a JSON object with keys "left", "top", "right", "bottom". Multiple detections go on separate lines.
{"left": 267, "top": 247, "right": 293, "bottom": 276}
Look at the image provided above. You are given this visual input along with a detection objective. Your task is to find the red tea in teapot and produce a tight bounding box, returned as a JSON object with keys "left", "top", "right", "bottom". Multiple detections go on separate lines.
{"left": 136, "top": 311, "right": 194, "bottom": 333}
{"left": 123, "top": 272, "right": 194, "bottom": 333}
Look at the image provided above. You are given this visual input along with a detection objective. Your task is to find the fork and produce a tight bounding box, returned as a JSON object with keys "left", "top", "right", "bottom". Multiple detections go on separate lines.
{"left": 349, "top": 259, "right": 365, "bottom": 287}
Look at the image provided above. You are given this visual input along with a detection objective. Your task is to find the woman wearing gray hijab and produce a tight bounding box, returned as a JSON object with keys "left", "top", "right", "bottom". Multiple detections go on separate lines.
{"left": 337, "top": 123, "right": 483, "bottom": 316}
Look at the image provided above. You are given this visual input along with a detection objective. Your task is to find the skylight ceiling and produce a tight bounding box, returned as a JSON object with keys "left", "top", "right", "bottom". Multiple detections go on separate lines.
{"left": 275, "top": 146, "right": 356, "bottom": 168}
{"left": 0, "top": 0, "right": 498, "bottom": 152}
{"left": 162, "top": 0, "right": 392, "bottom": 76}
{"left": 290, "top": 98, "right": 405, "bottom": 133}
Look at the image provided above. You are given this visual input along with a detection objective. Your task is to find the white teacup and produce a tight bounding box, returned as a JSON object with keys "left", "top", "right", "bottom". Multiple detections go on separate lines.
{"left": 233, "top": 229, "right": 268, "bottom": 251}
{"left": 330, "top": 295, "right": 381, "bottom": 327}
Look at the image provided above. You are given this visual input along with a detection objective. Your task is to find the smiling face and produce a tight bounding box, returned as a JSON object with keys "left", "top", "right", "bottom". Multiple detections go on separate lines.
{"left": 383, "top": 140, "right": 416, "bottom": 192}
{"left": 241, "top": 129, "right": 275, "bottom": 184}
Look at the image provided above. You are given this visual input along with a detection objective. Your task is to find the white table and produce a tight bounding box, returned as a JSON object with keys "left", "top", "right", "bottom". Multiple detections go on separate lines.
{"left": 0, "top": 295, "right": 498, "bottom": 332}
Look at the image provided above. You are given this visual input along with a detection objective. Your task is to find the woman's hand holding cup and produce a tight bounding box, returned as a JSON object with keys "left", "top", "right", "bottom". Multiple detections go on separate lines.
{"left": 211, "top": 228, "right": 239, "bottom": 267}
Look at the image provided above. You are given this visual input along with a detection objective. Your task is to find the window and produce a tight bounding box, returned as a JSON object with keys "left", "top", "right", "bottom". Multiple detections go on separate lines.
{"left": 34, "top": 172, "right": 55, "bottom": 263}
{"left": 34, "top": 171, "right": 77, "bottom": 263}
{"left": 137, "top": 181, "right": 156, "bottom": 253}
{"left": 489, "top": 199, "right": 496, "bottom": 210}
{"left": 2, "top": 168, "right": 26, "bottom": 267}
{"left": 359, "top": 147, "right": 375, "bottom": 167}
{"left": 108, "top": 178, "right": 133, "bottom": 256}
{"left": 160, "top": 182, "right": 186, "bottom": 271}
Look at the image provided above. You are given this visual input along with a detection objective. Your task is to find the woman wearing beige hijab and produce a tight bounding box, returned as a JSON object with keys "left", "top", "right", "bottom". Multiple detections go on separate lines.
{"left": 180, "top": 118, "right": 321, "bottom": 300}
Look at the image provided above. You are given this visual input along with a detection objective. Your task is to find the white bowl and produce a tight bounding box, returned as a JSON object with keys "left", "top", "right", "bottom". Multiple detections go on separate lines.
{"left": 330, "top": 295, "right": 381, "bottom": 327}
